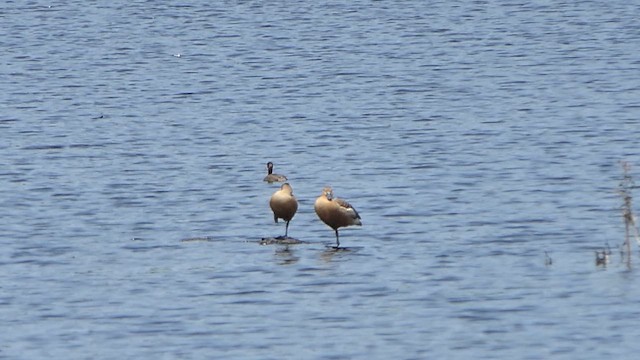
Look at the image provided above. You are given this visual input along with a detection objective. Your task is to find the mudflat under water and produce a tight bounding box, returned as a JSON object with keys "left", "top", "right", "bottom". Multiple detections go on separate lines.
{"left": 2, "top": 0, "right": 640, "bottom": 358}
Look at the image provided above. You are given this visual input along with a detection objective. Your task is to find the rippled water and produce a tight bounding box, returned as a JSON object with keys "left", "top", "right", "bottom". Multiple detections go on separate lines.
{"left": 2, "top": 0, "right": 640, "bottom": 358}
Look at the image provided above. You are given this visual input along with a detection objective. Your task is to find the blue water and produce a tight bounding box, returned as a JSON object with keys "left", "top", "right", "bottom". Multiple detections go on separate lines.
{"left": 2, "top": 0, "right": 640, "bottom": 358}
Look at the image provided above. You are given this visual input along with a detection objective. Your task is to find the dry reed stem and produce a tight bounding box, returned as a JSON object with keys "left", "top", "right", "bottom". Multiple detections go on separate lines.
{"left": 619, "top": 161, "right": 640, "bottom": 267}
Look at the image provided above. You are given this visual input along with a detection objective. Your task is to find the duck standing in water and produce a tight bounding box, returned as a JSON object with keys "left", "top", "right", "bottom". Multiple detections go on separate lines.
{"left": 314, "top": 186, "right": 362, "bottom": 248}
{"left": 269, "top": 183, "right": 298, "bottom": 238}
{"left": 263, "top": 162, "right": 288, "bottom": 183}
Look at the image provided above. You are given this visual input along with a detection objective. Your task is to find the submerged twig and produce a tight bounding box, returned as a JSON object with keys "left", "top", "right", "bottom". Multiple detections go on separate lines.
{"left": 618, "top": 161, "right": 640, "bottom": 267}
{"left": 544, "top": 251, "right": 553, "bottom": 266}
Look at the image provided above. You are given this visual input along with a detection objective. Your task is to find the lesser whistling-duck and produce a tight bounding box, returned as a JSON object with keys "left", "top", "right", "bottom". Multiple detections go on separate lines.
{"left": 314, "top": 186, "right": 361, "bottom": 248}
{"left": 269, "top": 183, "right": 298, "bottom": 238}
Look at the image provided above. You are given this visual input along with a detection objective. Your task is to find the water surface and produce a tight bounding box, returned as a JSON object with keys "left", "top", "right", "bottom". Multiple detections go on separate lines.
{"left": 1, "top": 0, "right": 640, "bottom": 358}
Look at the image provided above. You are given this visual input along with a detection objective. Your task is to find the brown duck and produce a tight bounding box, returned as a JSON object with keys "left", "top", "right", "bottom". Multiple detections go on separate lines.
{"left": 269, "top": 183, "right": 298, "bottom": 238}
{"left": 314, "top": 186, "right": 362, "bottom": 248}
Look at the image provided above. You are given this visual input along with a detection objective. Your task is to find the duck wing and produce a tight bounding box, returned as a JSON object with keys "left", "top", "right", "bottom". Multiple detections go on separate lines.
{"left": 334, "top": 198, "right": 361, "bottom": 220}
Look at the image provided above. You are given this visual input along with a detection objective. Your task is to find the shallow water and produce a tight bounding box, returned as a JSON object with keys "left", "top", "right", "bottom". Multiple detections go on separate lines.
{"left": 2, "top": 0, "right": 640, "bottom": 358}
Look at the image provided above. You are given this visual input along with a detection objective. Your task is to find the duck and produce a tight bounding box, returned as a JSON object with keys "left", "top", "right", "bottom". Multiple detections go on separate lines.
{"left": 269, "top": 183, "right": 298, "bottom": 238}
{"left": 263, "top": 162, "right": 288, "bottom": 183}
{"left": 314, "top": 186, "right": 362, "bottom": 248}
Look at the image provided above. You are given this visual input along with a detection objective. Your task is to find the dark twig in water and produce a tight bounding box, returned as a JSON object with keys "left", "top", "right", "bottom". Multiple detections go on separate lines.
{"left": 618, "top": 161, "right": 640, "bottom": 268}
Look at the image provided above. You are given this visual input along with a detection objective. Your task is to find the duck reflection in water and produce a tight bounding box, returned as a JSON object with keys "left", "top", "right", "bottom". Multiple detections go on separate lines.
{"left": 275, "top": 246, "right": 299, "bottom": 265}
